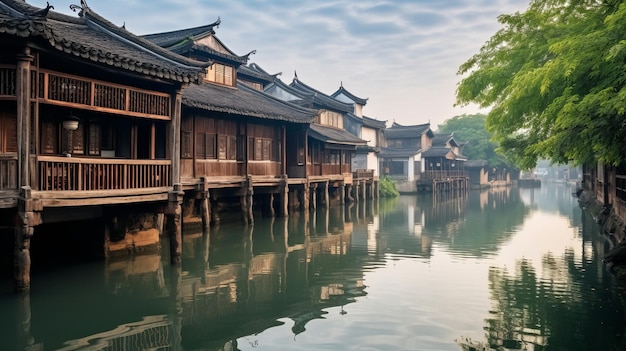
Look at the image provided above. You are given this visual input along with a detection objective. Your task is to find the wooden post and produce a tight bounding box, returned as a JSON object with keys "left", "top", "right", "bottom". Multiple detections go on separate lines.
{"left": 15, "top": 186, "right": 34, "bottom": 292}
{"left": 346, "top": 184, "right": 354, "bottom": 202}
{"left": 200, "top": 178, "right": 210, "bottom": 231}
{"left": 301, "top": 184, "right": 309, "bottom": 211}
{"left": 210, "top": 191, "right": 220, "bottom": 226}
{"left": 310, "top": 183, "right": 317, "bottom": 210}
{"left": 167, "top": 184, "right": 184, "bottom": 264}
{"left": 339, "top": 183, "right": 345, "bottom": 205}
{"left": 360, "top": 180, "right": 366, "bottom": 201}
{"left": 268, "top": 193, "right": 275, "bottom": 217}
{"left": 16, "top": 48, "right": 33, "bottom": 189}
{"left": 280, "top": 175, "right": 289, "bottom": 217}
{"left": 322, "top": 181, "right": 329, "bottom": 208}
{"left": 169, "top": 90, "right": 183, "bottom": 186}
{"left": 245, "top": 175, "right": 254, "bottom": 225}
{"left": 353, "top": 182, "right": 360, "bottom": 202}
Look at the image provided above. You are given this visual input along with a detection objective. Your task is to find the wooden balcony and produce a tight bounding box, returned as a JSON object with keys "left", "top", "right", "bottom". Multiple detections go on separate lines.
{"left": 421, "top": 170, "right": 467, "bottom": 180}
{"left": 36, "top": 156, "right": 170, "bottom": 191}
{"left": 0, "top": 155, "right": 18, "bottom": 190}
{"left": 353, "top": 169, "right": 374, "bottom": 180}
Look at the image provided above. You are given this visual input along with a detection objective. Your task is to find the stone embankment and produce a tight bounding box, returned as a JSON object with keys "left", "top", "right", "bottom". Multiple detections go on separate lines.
{"left": 577, "top": 189, "right": 626, "bottom": 279}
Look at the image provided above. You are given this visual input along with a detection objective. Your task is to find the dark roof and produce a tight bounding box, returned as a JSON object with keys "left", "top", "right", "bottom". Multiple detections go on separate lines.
{"left": 379, "top": 147, "right": 421, "bottom": 158}
{"left": 141, "top": 20, "right": 250, "bottom": 65}
{"left": 238, "top": 63, "right": 278, "bottom": 85}
{"left": 308, "top": 124, "right": 367, "bottom": 147}
{"left": 465, "top": 160, "right": 489, "bottom": 168}
{"left": 290, "top": 76, "right": 354, "bottom": 114}
{"left": 0, "top": 0, "right": 208, "bottom": 84}
{"left": 331, "top": 84, "right": 368, "bottom": 105}
{"left": 384, "top": 122, "right": 432, "bottom": 139}
{"left": 182, "top": 81, "right": 317, "bottom": 123}
{"left": 362, "top": 115, "right": 387, "bottom": 129}
{"left": 422, "top": 146, "right": 467, "bottom": 161}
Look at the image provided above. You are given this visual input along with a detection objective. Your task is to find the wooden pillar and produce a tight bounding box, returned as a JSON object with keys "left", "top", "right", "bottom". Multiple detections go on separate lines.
{"left": 156, "top": 213, "right": 165, "bottom": 235}
{"left": 310, "top": 183, "right": 317, "bottom": 210}
{"left": 321, "top": 181, "right": 329, "bottom": 208}
{"left": 361, "top": 180, "right": 366, "bottom": 201}
{"left": 301, "top": 184, "right": 309, "bottom": 211}
{"left": 16, "top": 48, "right": 33, "bottom": 189}
{"left": 339, "top": 183, "right": 345, "bottom": 205}
{"left": 210, "top": 191, "right": 220, "bottom": 226}
{"left": 280, "top": 175, "right": 289, "bottom": 217}
{"left": 374, "top": 180, "right": 379, "bottom": 198}
{"left": 169, "top": 90, "right": 183, "bottom": 185}
{"left": 268, "top": 194, "right": 276, "bottom": 217}
{"left": 346, "top": 184, "right": 354, "bottom": 202}
{"left": 167, "top": 184, "right": 184, "bottom": 264}
{"left": 244, "top": 175, "right": 254, "bottom": 225}
{"left": 15, "top": 187, "right": 35, "bottom": 292}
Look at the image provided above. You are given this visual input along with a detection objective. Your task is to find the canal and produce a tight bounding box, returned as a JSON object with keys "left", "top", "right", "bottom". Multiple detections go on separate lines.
{"left": 1, "top": 182, "right": 626, "bottom": 350}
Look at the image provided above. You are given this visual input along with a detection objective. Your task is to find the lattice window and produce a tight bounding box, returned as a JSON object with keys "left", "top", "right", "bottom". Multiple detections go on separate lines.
{"left": 95, "top": 83, "right": 126, "bottom": 111}
{"left": 0, "top": 68, "right": 16, "bottom": 96}
{"left": 129, "top": 90, "right": 170, "bottom": 116}
{"left": 47, "top": 74, "right": 91, "bottom": 105}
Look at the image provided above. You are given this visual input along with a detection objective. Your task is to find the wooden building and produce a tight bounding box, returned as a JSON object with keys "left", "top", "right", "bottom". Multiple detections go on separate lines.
{"left": 142, "top": 22, "right": 321, "bottom": 225}
{"left": 259, "top": 71, "right": 372, "bottom": 203}
{"left": 0, "top": 0, "right": 211, "bottom": 291}
{"left": 331, "top": 83, "right": 386, "bottom": 179}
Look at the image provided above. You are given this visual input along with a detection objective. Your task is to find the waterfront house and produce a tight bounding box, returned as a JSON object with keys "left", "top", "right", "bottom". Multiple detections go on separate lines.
{"left": 142, "top": 22, "right": 319, "bottom": 224}
{"left": 330, "top": 83, "right": 386, "bottom": 179}
{"left": 379, "top": 122, "right": 433, "bottom": 192}
{"left": 0, "top": 0, "right": 209, "bottom": 290}
{"left": 260, "top": 71, "right": 370, "bottom": 203}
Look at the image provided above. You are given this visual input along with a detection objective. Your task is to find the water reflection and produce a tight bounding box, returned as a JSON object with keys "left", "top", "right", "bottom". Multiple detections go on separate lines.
{"left": 2, "top": 184, "right": 626, "bottom": 350}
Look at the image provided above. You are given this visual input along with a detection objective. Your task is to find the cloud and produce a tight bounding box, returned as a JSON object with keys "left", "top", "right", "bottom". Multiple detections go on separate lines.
{"left": 29, "top": 0, "right": 530, "bottom": 126}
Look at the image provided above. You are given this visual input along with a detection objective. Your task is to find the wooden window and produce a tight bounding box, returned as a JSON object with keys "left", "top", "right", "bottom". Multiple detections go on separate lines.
{"left": 205, "top": 63, "right": 236, "bottom": 87}
{"left": 228, "top": 136, "right": 237, "bottom": 160}
{"left": 0, "top": 112, "right": 17, "bottom": 154}
{"left": 182, "top": 131, "right": 192, "bottom": 159}
{"left": 237, "top": 135, "right": 245, "bottom": 161}
{"left": 218, "top": 135, "right": 227, "bottom": 159}
{"left": 206, "top": 134, "right": 216, "bottom": 159}
{"left": 88, "top": 123, "right": 100, "bottom": 156}
{"left": 196, "top": 133, "right": 217, "bottom": 159}
{"left": 70, "top": 123, "right": 84, "bottom": 155}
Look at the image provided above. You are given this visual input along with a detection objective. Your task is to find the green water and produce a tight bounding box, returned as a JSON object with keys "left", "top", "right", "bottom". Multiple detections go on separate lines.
{"left": 1, "top": 182, "right": 625, "bottom": 350}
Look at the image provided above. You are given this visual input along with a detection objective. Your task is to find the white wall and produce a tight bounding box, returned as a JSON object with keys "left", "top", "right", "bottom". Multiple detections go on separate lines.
{"left": 367, "top": 152, "right": 379, "bottom": 176}
{"left": 362, "top": 127, "right": 377, "bottom": 148}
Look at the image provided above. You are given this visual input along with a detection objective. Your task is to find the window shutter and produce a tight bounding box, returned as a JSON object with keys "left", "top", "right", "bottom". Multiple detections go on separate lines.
{"left": 228, "top": 136, "right": 237, "bottom": 160}
{"left": 88, "top": 123, "right": 100, "bottom": 156}
{"left": 207, "top": 134, "right": 216, "bottom": 159}
{"left": 195, "top": 132, "right": 206, "bottom": 159}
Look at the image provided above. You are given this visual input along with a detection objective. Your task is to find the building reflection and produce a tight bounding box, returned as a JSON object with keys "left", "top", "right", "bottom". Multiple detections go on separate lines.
{"left": 14, "top": 203, "right": 370, "bottom": 350}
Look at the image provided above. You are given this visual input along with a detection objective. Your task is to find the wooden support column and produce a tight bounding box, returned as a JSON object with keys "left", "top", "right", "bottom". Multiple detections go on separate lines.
{"left": 280, "top": 175, "right": 289, "bottom": 217}
{"left": 169, "top": 90, "right": 183, "bottom": 185}
{"left": 156, "top": 213, "right": 165, "bottom": 235}
{"left": 15, "top": 186, "right": 35, "bottom": 292}
{"left": 268, "top": 194, "right": 276, "bottom": 217}
{"left": 301, "top": 184, "right": 309, "bottom": 211}
{"left": 210, "top": 191, "right": 220, "bottom": 226}
{"left": 310, "top": 183, "right": 317, "bottom": 210}
{"left": 242, "top": 175, "right": 254, "bottom": 225}
{"left": 374, "top": 180, "right": 379, "bottom": 198}
{"left": 353, "top": 182, "right": 360, "bottom": 202}
{"left": 16, "top": 48, "right": 32, "bottom": 189}
{"left": 339, "top": 183, "right": 345, "bottom": 205}
{"left": 360, "top": 180, "right": 366, "bottom": 201}
{"left": 167, "top": 184, "right": 184, "bottom": 264}
{"left": 346, "top": 184, "right": 354, "bottom": 202}
{"left": 321, "top": 181, "right": 329, "bottom": 208}
{"left": 200, "top": 178, "right": 210, "bottom": 231}
{"left": 369, "top": 181, "right": 374, "bottom": 199}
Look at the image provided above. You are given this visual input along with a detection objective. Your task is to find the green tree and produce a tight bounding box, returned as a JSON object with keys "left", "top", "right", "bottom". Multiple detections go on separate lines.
{"left": 455, "top": 0, "right": 626, "bottom": 170}
{"left": 437, "top": 113, "right": 509, "bottom": 167}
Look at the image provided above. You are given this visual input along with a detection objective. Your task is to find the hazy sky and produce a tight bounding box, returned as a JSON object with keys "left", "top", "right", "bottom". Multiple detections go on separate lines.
{"left": 30, "top": 0, "right": 530, "bottom": 128}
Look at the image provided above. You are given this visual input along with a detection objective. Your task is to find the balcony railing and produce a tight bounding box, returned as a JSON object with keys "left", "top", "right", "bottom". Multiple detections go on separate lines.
{"left": 421, "top": 170, "right": 467, "bottom": 180}
{"left": 37, "top": 156, "right": 170, "bottom": 191}
{"left": 0, "top": 155, "right": 18, "bottom": 190}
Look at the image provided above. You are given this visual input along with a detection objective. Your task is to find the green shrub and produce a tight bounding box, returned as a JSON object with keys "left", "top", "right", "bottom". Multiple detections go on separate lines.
{"left": 379, "top": 176, "right": 399, "bottom": 197}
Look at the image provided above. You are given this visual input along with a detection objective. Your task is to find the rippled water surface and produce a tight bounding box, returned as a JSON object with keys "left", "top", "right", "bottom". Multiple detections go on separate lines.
{"left": 2, "top": 182, "right": 626, "bottom": 350}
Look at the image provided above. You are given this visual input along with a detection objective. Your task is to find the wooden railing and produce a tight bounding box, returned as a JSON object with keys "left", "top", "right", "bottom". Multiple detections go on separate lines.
{"left": 353, "top": 169, "right": 374, "bottom": 180}
{"left": 421, "top": 170, "right": 467, "bottom": 180}
{"left": 0, "top": 155, "right": 18, "bottom": 190}
{"left": 37, "top": 156, "right": 170, "bottom": 191}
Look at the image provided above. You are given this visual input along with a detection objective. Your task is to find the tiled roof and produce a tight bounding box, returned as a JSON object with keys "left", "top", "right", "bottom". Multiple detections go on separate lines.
{"left": 384, "top": 122, "right": 432, "bottom": 139}
{"left": 238, "top": 63, "right": 277, "bottom": 84}
{"left": 362, "top": 115, "right": 387, "bottom": 129}
{"left": 465, "top": 160, "right": 489, "bottom": 168}
{"left": 422, "top": 146, "right": 467, "bottom": 161}
{"left": 331, "top": 84, "right": 368, "bottom": 105}
{"left": 0, "top": 0, "right": 208, "bottom": 83}
{"left": 308, "top": 124, "right": 367, "bottom": 147}
{"left": 379, "top": 147, "right": 421, "bottom": 158}
{"left": 182, "top": 81, "right": 317, "bottom": 123}
{"left": 141, "top": 20, "right": 250, "bottom": 65}
{"left": 290, "top": 77, "right": 354, "bottom": 114}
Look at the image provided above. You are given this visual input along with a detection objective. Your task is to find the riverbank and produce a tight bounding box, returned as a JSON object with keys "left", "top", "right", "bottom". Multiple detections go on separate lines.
{"left": 577, "top": 189, "right": 626, "bottom": 279}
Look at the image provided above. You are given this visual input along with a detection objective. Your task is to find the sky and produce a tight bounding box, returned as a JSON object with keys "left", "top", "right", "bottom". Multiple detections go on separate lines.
{"left": 29, "top": 0, "right": 530, "bottom": 128}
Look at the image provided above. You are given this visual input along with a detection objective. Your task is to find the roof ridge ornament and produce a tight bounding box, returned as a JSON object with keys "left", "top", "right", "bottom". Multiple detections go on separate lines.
{"left": 212, "top": 16, "right": 221, "bottom": 28}
{"left": 69, "top": 0, "right": 89, "bottom": 17}
{"left": 30, "top": 2, "right": 54, "bottom": 17}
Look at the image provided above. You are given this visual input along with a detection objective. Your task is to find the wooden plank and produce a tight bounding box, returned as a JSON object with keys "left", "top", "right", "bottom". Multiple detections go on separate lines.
{"left": 32, "top": 187, "right": 170, "bottom": 199}
{"left": 39, "top": 193, "right": 169, "bottom": 207}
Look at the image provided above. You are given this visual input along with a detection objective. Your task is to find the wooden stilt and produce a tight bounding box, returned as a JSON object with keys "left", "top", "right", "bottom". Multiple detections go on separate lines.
{"left": 322, "top": 181, "right": 329, "bottom": 208}
{"left": 246, "top": 175, "right": 254, "bottom": 225}
{"left": 310, "top": 184, "right": 317, "bottom": 210}
{"left": 339, "top": 183, "right": 345, "bottom": 204}
{"left": 14, "top": 223, "right": 33, "bottom": 293}
{"left": 302, "top": 185, "right": 310, "bottom": 210}
{"left": 280, "top": 175, "right": 289, "bottom": 217}
{"left": 268, "top": 193, "right": 276, "bottom": 217}
{"left": 167, "top": 184, "right": 184, "bottom": 264}
{"left": 347, "top": 184, "right": 354, "bottom": 202}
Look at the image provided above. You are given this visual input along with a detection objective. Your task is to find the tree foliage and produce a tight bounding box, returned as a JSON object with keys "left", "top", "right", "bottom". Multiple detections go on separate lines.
{"left": 455, "top": 0, "right": 626, "bottom": 170}
{"left": 437, "top": 113, "right": 509, "bottom": 167}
